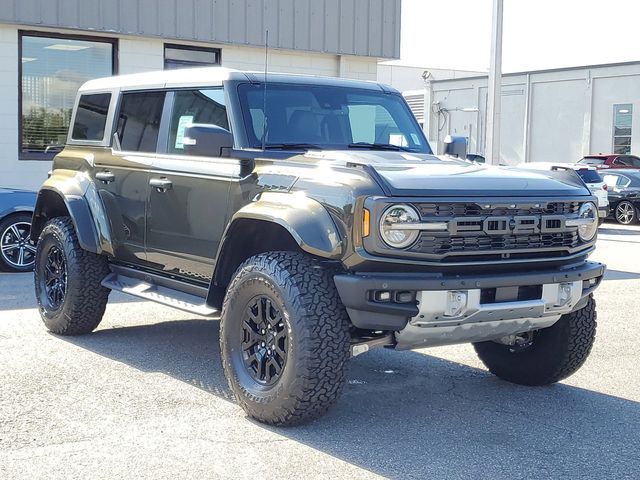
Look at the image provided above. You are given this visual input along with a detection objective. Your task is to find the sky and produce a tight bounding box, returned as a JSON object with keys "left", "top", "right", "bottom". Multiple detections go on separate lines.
{"left": 397, "top": 0, "right": 640, "bottom": 73}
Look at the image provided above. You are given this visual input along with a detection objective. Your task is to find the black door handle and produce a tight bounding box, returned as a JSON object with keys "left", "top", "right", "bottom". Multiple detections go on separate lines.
{"left": 96, "top": 171, "right": 115, "bottom": 184}
{"left": 150, "top": 177, "right": 173, "bottom": 192}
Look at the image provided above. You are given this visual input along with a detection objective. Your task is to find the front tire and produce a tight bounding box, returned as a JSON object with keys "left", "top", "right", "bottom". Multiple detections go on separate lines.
{"left": 473, "top": 295, "right": 597, "bottom": 386}
{"left": 220, "top": 252, "right": 351, "bottom": 426}
{"left": 34, "top": 217, "right": 110, "bottom": 335}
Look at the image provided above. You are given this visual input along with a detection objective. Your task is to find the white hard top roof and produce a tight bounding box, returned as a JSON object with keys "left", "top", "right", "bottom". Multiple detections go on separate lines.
{"left": 79, "top": 66, "right": 240, "bottom": 92}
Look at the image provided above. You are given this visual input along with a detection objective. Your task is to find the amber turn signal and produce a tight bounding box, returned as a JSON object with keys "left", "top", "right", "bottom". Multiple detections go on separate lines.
{"left": 362, "top": 209, "right": 370, "bottom": 237}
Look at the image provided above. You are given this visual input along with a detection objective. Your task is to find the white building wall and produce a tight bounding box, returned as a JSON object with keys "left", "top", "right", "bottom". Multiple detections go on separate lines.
{"left": 427, "top": 63, "right": 640, "bottom": 165}
{"left": 0, "top": 24, "right": 378, "bottom": 190}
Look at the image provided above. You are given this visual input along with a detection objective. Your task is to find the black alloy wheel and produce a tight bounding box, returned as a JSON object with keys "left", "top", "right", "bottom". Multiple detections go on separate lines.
{"left": 43, "top": 245, "right": 67, "bottom": 310}
{"left": 241, "top": 295, "right": 288, "bottom": 386}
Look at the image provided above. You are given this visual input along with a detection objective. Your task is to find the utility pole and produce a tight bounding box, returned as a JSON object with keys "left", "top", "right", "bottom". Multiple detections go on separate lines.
{"left": 485, "top": 0, "right": 504, "bottom": 165}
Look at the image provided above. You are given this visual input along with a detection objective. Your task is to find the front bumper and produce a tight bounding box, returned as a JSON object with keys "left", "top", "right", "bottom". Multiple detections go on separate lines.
{"left": 334, "top": 261, "right": 605, "bottom": 348}
{"left": 599, "top": 205, "right": 610, "bottom": 218}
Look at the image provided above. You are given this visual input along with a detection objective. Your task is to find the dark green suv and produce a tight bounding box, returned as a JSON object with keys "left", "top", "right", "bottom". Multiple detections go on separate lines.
{"left": 31, "top": 68, "right": 605, "bottom": 425}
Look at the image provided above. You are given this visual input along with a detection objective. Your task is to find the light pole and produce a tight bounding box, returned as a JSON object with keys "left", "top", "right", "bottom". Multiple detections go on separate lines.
{"left": 486, "top": 0, "right": 504, "bottom": 165}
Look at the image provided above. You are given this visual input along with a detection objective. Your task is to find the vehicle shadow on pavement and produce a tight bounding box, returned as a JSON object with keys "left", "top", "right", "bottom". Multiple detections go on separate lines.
{"left": 604, "top": 269, "right": 640, "bottom": 281}
{"left": 60, "top": 319, "right": 640, "bottom": 479}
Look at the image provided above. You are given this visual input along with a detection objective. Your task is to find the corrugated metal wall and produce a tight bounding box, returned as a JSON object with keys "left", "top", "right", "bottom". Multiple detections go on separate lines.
{"left": 0, "top": 0, "right": 401, "bottom": 58}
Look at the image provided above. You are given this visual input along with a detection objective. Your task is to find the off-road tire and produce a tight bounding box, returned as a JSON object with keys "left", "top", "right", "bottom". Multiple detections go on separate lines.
{"left": 34, "top": 217, "right": 110, "bottom": 335}
{"left": 220, "top": 252, "right": 351, "bottom": 426}
{"left": 473, "top": 295, "right": 597, "bottom": 386}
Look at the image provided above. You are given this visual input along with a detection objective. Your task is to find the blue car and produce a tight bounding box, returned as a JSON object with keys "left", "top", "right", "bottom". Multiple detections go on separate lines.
{"left": 0, "top": 188, "right": 37, "bottom": 272}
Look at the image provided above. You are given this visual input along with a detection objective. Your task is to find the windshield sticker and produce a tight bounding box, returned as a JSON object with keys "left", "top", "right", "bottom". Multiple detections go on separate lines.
{"left": 175, "top": 115, "right": 194, "bottom": 149}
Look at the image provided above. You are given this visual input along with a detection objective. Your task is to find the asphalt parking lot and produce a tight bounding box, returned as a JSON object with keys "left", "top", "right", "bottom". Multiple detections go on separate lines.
{"left": 1, "top": 222, "right": 639, "bottom": 480}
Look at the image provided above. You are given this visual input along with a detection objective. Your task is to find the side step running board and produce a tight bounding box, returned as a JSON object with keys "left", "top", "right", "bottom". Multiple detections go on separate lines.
{"left": 102, "top": 272, "right": 220, "bottom": 318}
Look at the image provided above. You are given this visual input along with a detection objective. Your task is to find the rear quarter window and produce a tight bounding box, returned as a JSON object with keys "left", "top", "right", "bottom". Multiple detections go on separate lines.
{"left": 71, "top": 93, "right": 112, "bottom": 141}
{"left": 579, "top": 157, "right": 605, "bottom": 166}
{"left": 575, "top": 169, "right": 602, "bottom": 183}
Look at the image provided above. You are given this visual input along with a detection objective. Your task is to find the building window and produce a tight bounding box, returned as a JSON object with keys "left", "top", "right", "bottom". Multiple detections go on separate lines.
{"left": 164, "top": 44, "right": 220, "bottom": 70}
{"left": 19, "top": 32, "right": 116, "bottom": 160}
{"left": 613, "top": 104, "right": 633, "bottom": 154}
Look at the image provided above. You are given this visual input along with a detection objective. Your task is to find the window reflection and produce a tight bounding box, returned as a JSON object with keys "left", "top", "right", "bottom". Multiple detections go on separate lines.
{"left": 20, "top": 34, "right": 114, "bottom": 160}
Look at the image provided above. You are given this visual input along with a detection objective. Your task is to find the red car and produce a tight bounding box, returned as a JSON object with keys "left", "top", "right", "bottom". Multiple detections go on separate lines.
{"left": 578, "top": 154, "right": 640, "bottom": 169}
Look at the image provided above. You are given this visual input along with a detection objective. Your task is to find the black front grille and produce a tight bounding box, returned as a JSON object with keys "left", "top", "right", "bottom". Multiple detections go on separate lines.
{"left": 409, "top": 231, "right": 580, "bottom": 255}
{"left": 416, "top": 201, "right": 581, "bottom": 218}
{"left": 405, "top": 201, "right": 585, "bottom": 261}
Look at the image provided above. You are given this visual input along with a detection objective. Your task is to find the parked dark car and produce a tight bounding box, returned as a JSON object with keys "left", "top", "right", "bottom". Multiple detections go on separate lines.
{"left": 601, "top": 169, "right": 640, "bottom": 224}
{"left": 578, "top": 154, "right": 640, "bottom": 170}
{"left": 0, "top": 188, "right": 37, "bottom": 272}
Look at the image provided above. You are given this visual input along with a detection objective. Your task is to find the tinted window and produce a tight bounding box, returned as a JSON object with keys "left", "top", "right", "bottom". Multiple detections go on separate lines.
{"left": 168, "top": 89, "right": 228, "bottom": 154}
{"left": 116, "top": 92, "right": 166, "bottom": 153}
{"left": 575, "top": 169, "right": 602, "bottom": 184}
{"left": 72, "top": 93, "right": 111, "bottom": 141}
{"left": 579, "top": 157, "right": 605, "bottom": 166}
{"left": 615, "top": 156, "right": 640, "bottom": 167}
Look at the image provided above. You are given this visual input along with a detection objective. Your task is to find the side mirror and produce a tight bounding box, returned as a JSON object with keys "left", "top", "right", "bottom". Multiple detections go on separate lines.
{"left": 183, "top": 124, "right": 233, "bottom": 157}
{"left": 466, "top": 153, "right": 485, "bottom": 164}
{"left": 443, "top": 135, "right": 468, "bottom": 159}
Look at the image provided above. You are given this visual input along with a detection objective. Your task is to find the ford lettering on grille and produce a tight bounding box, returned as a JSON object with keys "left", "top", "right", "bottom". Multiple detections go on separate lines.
{"left": 448, "top": 215, "right": 567, "bottom": 235}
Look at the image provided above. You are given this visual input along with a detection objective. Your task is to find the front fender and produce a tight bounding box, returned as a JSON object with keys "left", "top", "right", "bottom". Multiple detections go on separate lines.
{"left": 31, "top": 170, "right": 114, "bottom": 255}
{"left": 229, "top": 192, "right": 343, "bottom": 258}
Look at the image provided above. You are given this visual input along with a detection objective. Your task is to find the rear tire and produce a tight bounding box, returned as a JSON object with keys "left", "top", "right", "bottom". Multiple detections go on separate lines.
{"left": 34, "top": 217, "right": 110, "bottom": 335}
{"left": 220, "top": 252, "right": 351, "bottom": 426}
{"left": 615, "top": 201, "right": 637, "bottom": 225}
{"left": 473, "top": 295, "right": 597, "bottom": 386}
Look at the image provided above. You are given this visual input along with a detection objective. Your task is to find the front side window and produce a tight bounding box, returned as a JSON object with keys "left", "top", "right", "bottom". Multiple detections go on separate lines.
{"left": 237, "top": 83, "right": 430, "bottom": 153}
{"left": 116, "top": 92, "right": 166, "bottom": 153}
{"left": 614, "top": 155, "right": 640, "bottom": 168}
{"left": 71, "top": 93, "right": 111, "bottom": 141}
{"left": 613, "top": 104, "right": 633, "bottom": 154}
{"left": 168, "top": 89, "right": 228, "bottom": 155}
{"left": 164, "top": 44, "right": 220, "bottom": 70}
{"left": 20, "top": 33, "right": 115, "bottom": 159}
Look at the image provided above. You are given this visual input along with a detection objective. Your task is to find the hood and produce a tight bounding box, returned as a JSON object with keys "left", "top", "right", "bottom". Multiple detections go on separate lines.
{"left": 303, "top": 151, "right": 591, "bottom": 197}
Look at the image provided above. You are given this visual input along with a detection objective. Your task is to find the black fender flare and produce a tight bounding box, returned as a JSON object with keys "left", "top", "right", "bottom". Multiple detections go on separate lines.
{"left": 31, "top": 172, "right": 114, "bottom": 255}
{"left": 209, "top": 192, "right": 343, "bottom": 303}
{"left": 225, "top": 192, "right": 343, "bottom": 259}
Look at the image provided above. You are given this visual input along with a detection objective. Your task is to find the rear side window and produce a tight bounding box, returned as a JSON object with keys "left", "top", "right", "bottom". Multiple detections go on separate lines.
{"left": 575, "top": 169, "right": 602, "bottom": 183}
{"left": 167, "top": 88, "right": 228, "bottom": 155}
{"left": 116, "top": 91, "right": 166, "bottom": 152}
{"left": 579, "top": 157, "right": 605, "bottom": 166}
{"left": 72, "top": 93, "right": 111, "bottom": 141}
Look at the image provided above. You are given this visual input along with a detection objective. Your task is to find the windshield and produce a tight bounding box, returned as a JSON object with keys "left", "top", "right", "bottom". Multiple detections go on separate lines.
{"left": 237, "top": 83, "right": 431, "bottom": 153}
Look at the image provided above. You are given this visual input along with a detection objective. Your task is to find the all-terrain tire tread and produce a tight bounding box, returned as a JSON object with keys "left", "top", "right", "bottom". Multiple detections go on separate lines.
{"left": 220, "top": 251, "right": 351, "bottom": 426}
{"left": 474, "top": 295, "right": 597, "bottom": 386}
{"left": 35, "top": 217, "right": 110, "bottom": 335}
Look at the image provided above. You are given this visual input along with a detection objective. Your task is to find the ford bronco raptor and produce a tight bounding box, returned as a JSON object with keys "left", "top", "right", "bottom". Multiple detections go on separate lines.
{"left": 31, "top": 68, "right": 605, "bottom": 426}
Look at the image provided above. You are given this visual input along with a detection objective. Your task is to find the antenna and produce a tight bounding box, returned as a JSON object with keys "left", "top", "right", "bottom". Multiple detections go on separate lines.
{"left": 261, "top": 29, "right": 269, "bottom": 151}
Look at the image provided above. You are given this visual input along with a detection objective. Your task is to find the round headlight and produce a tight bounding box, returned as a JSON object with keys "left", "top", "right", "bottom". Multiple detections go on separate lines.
{"left": 379, "top": 204, "right": 421, "bottom": 248}
{"left": 577, "top": 202, "right": 598, "bottom": 241}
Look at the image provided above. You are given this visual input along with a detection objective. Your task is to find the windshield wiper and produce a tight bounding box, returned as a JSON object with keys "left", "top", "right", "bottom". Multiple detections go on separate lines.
{"left": 348, "top": 142, "right": 414, "bottom": 152}
{"left": 263, "top": 143, "right": 324, "bottom": 151}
